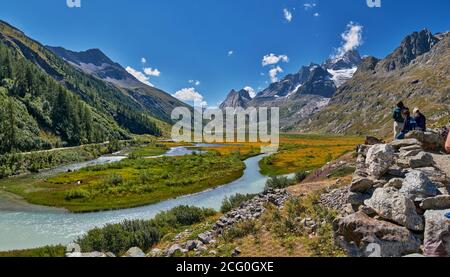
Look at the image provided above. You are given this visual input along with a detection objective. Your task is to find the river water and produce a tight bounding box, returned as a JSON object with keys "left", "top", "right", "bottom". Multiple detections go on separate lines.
{"left": 0, "top": 145, "right": 274, "bottom": 251}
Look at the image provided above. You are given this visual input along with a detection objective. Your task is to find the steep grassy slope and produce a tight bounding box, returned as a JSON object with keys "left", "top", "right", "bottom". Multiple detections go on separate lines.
{"left": 294, "top": 30, "right": 450, "bottom": 137}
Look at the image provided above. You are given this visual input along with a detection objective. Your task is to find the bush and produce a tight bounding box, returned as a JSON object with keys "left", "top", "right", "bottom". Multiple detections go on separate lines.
{"left": 220, "top": 193, "right": 256, "bottom": 213}
{"left": 265, "top": 176, "right": 295, "bottom": 191}
{"left": 65, "top": 189, "right": 90, "bottom": 201}
{"left": 105, "top": 174, "right": 124, "bottom": 186}
{"left": 294, "top": 170, "right": 309, "bottom": 183}
{"left": 223, "top": 220, "right": 258, "bottom": 241}
{"left": 76, "top": 205, "right": 216, "bottom": 255}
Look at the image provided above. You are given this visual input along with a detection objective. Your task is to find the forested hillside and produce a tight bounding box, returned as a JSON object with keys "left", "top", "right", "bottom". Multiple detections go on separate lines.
{"left": 0, "top": 20, "right": 169, "bottom": 154}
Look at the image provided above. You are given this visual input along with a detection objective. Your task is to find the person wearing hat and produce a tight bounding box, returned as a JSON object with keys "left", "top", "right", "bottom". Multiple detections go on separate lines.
{"left": 413, "top": 107, "right": 427, "bottom": 131}
{"left": 393, "top": 101, "right": 407, "bottom": 139}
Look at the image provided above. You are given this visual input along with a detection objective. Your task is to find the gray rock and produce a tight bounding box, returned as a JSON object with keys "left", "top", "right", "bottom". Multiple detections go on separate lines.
{"left": 423, "top": 209, "right": 450, "bottom": 257}
{"left": 347, "top": 192, "right": 372, "bottom": 206}
{"left": 386, "top": 166, "right": 406, "bottom": 178}
{"left": 350, "top": 177, "right": 375, "bottom": 193}
{"left": 421, "top": 196, "right": 450, "bottom": 210}
{"left": 399, "top": 149, "right": 422, "bottom": 159}
{"left": 365, "top": 144, "right": 395, "bottom": 178}
{"left": 335, "top": 212, "right": 421, "bottom": 257}
{"left": 148, "top": 248, "right": 163, "bottom": 257}
{"left": 405, "top": 131, "right": 445, "bottom": 152}
{"left": 399, "top": 145, "right": 424, "bottom": 152}
{"left": 184, "top": 240, "right": 198, "bottom": 251}
{"left": 123, "top": 247, "right": 145, "bottom": 257}
{"left": 166, "top": 244, "right": 183, "bottom": 257}
{"left": 409, "top": 152, "right": 434, "bottom": 168}
{"left": 389, "top": 139, "right": 422, "bottom": 150}
{"left": 400, "top": 170, "right": 438, "bottom": 201}
{"left": 231, "top": 247, "right": 242, "bottom": 257}
{"left": 384, "top": 178, "right": 404, "bottom": 189}
{"left": 365, "top": 188, "right": 424, "bottom": 231}
{"left": 105, "top": 252, "right": 116, "bottom": 258}
{"left": 414, "top": 167, "right": 449, "bottom": 184}
{"left": 403, "top": 253, "right": 425, "bottom": 257}
{"left": 198, "top": 232, "right": 213, "bottom": 244}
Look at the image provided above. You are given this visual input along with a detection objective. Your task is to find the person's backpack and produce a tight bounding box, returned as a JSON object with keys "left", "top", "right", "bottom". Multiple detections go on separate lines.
{"left": 393, "top": 108, "right": 404, "bottom": 123}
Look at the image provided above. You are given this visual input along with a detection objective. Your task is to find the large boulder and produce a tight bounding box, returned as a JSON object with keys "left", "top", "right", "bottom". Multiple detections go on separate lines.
{"left": 334, "top": 212, "right": 421, "bottom": 257}
{"left": 414, "top": 167, "right": 449, "bottom": 185}
{"left": 400, "top": 171, "right": 438, "bottom": 201}
{"left": 405, "top": 131, "right": 445, "bottom": 152}
{"left": 423, "top": 209, "right": 450, "bottom": 257}
{"left": 408, "top": 152, "right": 435, "bottom": 168}
{"left": 365, "top": 188, "right": 424, "bottom": 231}
{"left": 365, "top": 144, "right": 395, "bottom": 178}
{"left": 421, "top": 196, "right": 450, "bottom": 210}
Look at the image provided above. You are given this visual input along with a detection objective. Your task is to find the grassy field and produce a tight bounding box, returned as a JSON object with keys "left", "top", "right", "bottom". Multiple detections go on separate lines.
{"left": 2, "top": 152, "right": 245, "bottom": 213}
{"left": 259, "top": 134, "right": 363, "bottom": 176}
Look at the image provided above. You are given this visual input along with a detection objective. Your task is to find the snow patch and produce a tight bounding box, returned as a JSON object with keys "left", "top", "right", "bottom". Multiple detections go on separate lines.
{"left": 327, "top": 67, "right": 357, "bottom": 87}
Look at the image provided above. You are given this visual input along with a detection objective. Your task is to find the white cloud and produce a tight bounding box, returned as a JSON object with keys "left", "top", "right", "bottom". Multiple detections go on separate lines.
{"left": 303, "top": 3, "right": 317, "bottom": 10}
{"left": 228, "top": 50, "right": 234, "bottom": 56}
{"left": 313, "top": 12, "right": 320, "bottom": 17}
{"left": 262, "top": 53, "right": 289, "bottom": 66}
{"left": 173, "top": 87, "right": 207, "bottom": 107}
{"left": 335, "top": 22, "right": 364, "bottom": 58}
{"left": 243, "top": 86, "right": 256, "bottom": 98}
{"left": 269, "top": 66, "right": 283, "bottom": 83}
{"left": 283, "top": 8, "right": 293, "bottom": 22}
{"left": 143, "top": 67, "right": 161, "bottom": 77}
{"left": 126, "top": 66, "right": 153, "bottom": 87}
{"left": 189, "top": 80, "right": 201, "bottom": 86}
{"left": 141, "top": 57, "right": 147, "bottom": 64}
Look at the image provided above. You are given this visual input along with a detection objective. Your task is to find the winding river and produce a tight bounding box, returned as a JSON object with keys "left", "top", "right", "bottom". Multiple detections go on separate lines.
{"left": 0, "top": 145, "right": 275, "bottom": 251}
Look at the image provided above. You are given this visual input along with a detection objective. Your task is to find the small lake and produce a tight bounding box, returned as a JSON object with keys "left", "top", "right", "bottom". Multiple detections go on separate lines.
{"left": 0, "top": 145, "right": 275, "bottom": 251}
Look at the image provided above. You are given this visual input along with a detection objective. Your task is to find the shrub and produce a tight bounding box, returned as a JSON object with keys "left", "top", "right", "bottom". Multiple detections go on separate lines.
{"left": 65, "top": 189, "right": 90, "bottom": 201}
{"left": 76, "top": 205, "right": 216, "bottom": 255}
{"left": 265, "top": 176, "right": 295, "bottom": 191}
{"left": 220, "top": 193, "right": 256, "bottom": 213}
{"left": 294, "top": 170, "right": 309, "bottom": 183}
{"left": 223, "top": 220, "right": 258, "bottom": 241}
{"left": 105, "top": 174, "right": 123, "bottom": 186}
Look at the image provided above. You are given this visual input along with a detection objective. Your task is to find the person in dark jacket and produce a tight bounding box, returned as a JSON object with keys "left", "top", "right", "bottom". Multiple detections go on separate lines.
{"left": 413, "top": 107, "right": 427, "bottom": 131}
{"left": 393, "top": 101, "right": 407, "bottom": 139}
{"left": 397, "top": 108, "right": 417, "bottom": 140}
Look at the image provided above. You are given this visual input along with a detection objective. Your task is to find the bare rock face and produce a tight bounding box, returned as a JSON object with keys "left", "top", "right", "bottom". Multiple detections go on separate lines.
{"left": 423, "top": 209, "right": 450, "bottom": 257}
{"left": 405, "top": 131, "right": 445, "bottom": 152}
{"left": 365, "top": 144, "right": 395, "bottom": 178}
{"left": 400, "top": 171, "right": 438, "bottom": 202}
{"left": 365, "top": 188, "right": 424, "bottom": 231}
{"left": 389, "top": 139, "right": 422, "bottom": 151}
{"left": 334, "top": 212, "right": 421, "bottom": 257}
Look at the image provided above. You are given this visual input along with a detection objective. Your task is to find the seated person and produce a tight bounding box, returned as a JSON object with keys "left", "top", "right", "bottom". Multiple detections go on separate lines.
{"left": 396, "top": 109, "right": 417, "bottom": 140}
{"left": 413, "top": 107, "right": 427, "bottom": 131}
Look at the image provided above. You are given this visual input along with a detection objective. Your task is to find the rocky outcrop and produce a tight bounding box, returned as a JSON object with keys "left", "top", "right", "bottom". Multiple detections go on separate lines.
{"left": 151, "top": 189, "right": 290, "bottom": 257}
{"left": 325, "top": 137, "right": 450, "bottom": 256}
{"left": 405, "top": 131, "right": 445, "bottom": 152}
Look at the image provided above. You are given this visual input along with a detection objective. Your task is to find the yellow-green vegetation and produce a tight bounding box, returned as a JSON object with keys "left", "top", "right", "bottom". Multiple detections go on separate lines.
{"left": 5, "top": 152, "right": 245, "bottom": 212}
{"left": 260, "top": 134, "right": 363, "bottom": 175}
{"left": 0, "top": 245, "right": 65, "bottom": 257}
{"left": 196, "top": 143, "right": 262, "bottom": 160}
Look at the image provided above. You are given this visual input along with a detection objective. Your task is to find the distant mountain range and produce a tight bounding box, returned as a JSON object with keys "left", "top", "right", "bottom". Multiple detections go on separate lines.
{"left": 0, "top": 20, "right": 187, "bottom": 153}
{"left": 220, "top": 50, "right": 362, "bottom": 127}
{"left": 295, "top": 29, "right": 450, "bottom": 136}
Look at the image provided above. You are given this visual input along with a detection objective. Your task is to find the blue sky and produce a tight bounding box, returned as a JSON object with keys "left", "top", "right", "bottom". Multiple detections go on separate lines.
{"left": 0, "top": 0, "right": 449, "bottom": 107}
